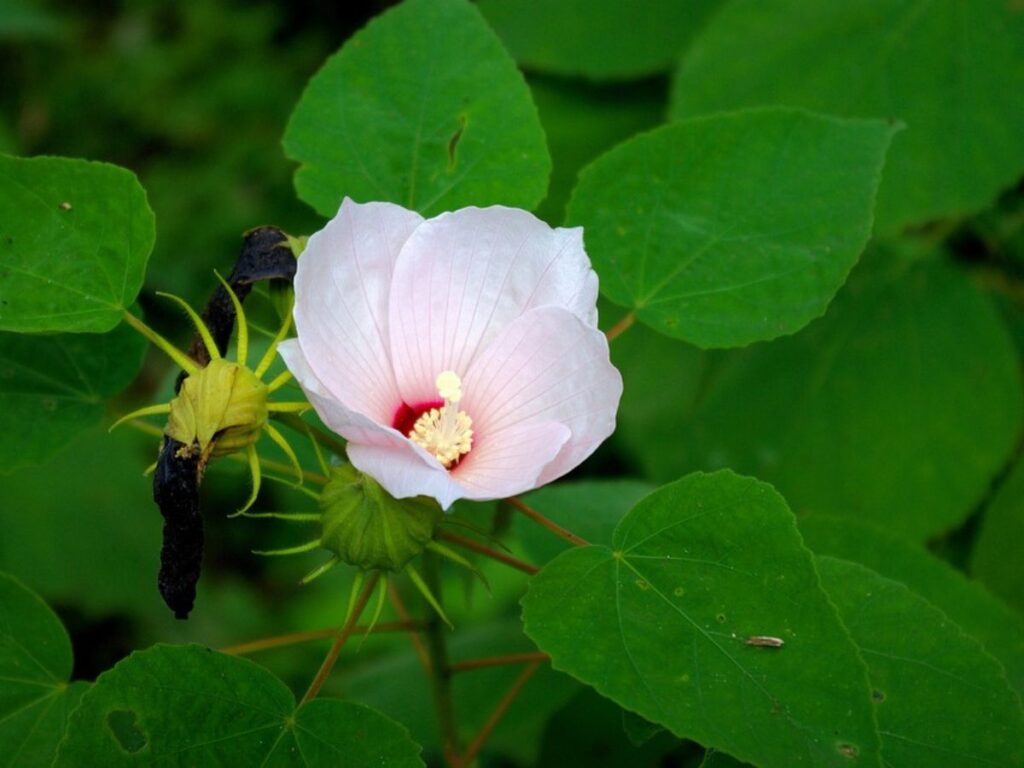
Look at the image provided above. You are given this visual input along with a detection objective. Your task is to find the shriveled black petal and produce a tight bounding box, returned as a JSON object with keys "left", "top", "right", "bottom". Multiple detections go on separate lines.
{"left": 154, "top": 226, "right": 296, "bottom": 618}
{"left": 186, "top": 226, "right": 296, "bottom": 367}
{"left": 152, "top": 437, "right": 202, "bottom": 620}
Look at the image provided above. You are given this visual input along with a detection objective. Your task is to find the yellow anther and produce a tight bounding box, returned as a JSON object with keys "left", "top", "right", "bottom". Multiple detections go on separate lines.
{"left": 410, "top": 371, "right": 473, "bottom": 467}
{"left": 436, "top": 370, "right": 463, "bottom": 403}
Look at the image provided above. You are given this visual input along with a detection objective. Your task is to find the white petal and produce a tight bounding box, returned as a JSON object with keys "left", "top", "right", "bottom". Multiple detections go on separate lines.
{"left": 388, "top": 206, "right": 599, "bottom": 405}
{"left": 452, "top": 421, "right": 571, "bottom": 500}
{"left": 461, "top": 306, "right": 622, "bottom": 486}
{"left": 292, "top": 197, "right": 423, "bottom": 424}
{"left": 347, "top": 442, "right": 465, "bottom": 510}
{"left": 280, "top": 338, "right": 463, "bottom": 508}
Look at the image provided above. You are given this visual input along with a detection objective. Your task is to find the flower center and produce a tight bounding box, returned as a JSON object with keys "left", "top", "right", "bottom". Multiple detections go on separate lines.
{"left": 408, "top": 371, "right": 473, "bottom": 468}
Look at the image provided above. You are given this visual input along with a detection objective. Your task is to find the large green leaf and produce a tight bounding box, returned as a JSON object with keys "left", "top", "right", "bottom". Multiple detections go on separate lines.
{"left": 516, "top": 479, "right": 654, "bottom": 564}
{"left": 522, "top": 471, "right": 881, "bottom": 768}
{"left": 801, "top": 515, "right": 1024, "bottom": 699}
{"left": 665, "top": 254, "right": 1023, "bottom": 539}
{"left": 817, "top": 557, "right": 1024, "bottom": 767}
{"left": 54, "top": 644, "right": 423, "bottom": 767}
{"left": 478, "top": 0, "right": 722, "bottom": 81}
{"left": 283, "top": 0, "right": 550, "bottom": 218}
{"left": 566, "top": 109, "right": 894, "bottom": 347}
{"left": 0, "top": 155, "right": 155, "bottom": 333}
{"left": 972, "top": 457, "right": 1024, "bottom": 617}
{"left": 0, "top": 572, "right": 89, "bottom": 768}
{"left": 0, "top": 321, "right": 146, "bottom": 473}
{"left": 671, "top": 0, "right": 1024, "bottom": 234}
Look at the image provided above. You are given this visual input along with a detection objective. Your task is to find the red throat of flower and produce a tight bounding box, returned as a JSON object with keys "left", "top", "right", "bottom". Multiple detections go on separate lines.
{"left": 391, "top": 400, "right": 444, "bottom": 437}
{"left": 392, "top": 371, "right": 474, "bottom": 470}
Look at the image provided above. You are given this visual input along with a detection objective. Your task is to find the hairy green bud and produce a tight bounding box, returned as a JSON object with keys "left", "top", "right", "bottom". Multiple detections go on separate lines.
{"left": 319, "top": 465, "right": 442, "bottom": 572}
{"left": 166, "top": 358, "right": 268, "bottom": 461}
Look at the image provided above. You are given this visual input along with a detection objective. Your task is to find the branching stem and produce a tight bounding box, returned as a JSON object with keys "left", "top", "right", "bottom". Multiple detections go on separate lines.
{"left": 449, "top": 652, "right": 548, "bottom": 674}
{"left": 459, "top": 662, "right": 542, "bottom": 766}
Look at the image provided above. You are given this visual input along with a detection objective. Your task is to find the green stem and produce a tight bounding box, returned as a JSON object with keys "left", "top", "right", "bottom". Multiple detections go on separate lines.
{"left": 121, "top": 309, "right": 198, "bottom": 375}
{"left": 270, "top": 411, "right": 347, "bottom": 457}
{"left": 300, "top": 572, "right": 380, "bottom": 704}
{"left": 422, "top": 554, "right": 461, "bottom": 766}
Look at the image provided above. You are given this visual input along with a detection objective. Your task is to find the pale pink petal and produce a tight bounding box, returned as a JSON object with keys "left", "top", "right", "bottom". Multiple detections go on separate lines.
{"left": 452, "top": 421, "right": 571, "bottom": 500}
{"left": 388, "top": 206, "right": 599, "bottom": 405}
{"left": 292, "top": 198, "right": 423, "bottom": 424}
{"left": 280, "top": 338, "right": 463, "bottom": 508}
{"left": 346, "top": 442, "right": 465, "bottom": 510}
{"left": 460, "top": 306, "right": 622, "bottom": 486}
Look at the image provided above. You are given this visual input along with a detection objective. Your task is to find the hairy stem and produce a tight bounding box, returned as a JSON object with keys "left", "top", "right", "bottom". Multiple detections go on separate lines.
{"left": 301, "top": 572, "right": 380, "bottom": 704}
{"left": 507, "top": 497, "right": 590, "bottom": 547}
{"left": 437, "top": 530, "right": 539, "bottom": 575}
{"left": 449, "top": 652, "right": 548, "bottom": 674}
{"left": 459, "top": 662, "right": 542, "bottom": 766}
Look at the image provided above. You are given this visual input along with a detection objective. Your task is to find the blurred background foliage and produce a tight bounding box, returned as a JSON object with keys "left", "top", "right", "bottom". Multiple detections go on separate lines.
{"left": 1, "top": 0, "right": 1022, "bottom": 765}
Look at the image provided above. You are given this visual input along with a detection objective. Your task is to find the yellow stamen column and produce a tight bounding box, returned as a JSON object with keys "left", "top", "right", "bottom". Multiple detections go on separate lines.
{"left": 410, "top": 371, "right": 473, "bottom": 467}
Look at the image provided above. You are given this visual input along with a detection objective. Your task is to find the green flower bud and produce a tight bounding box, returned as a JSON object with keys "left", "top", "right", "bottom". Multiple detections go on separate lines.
{"left": 319, "top": 464, "right": 442, "bottom": 572}
{"left": 166, "top": 358, "right": 269, "bottom": 460}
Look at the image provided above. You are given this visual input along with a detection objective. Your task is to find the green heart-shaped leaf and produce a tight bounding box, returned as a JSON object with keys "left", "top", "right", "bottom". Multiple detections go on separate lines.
{"left": 522, "top": 470, "right": 881, "bottom": 768}
{"left": 54, "top": 644, "right": 424, "bottom": 767}
{"left": 284, "top": 0, "right": 550, "bottom": 218}
{"left": 0, "top": 321, "right": 146, "bottom": 473}
{"left": 0, "top": 155, "right": 154, "bottom": 333}
{"left": 801, "top": 515, "right": 1024, "bottom": 699}
{"left": 0, "top": 572, "right": 89, "bottom": 768}
{"left": 671, "top": 0, "right": 1024, "bottom": 233}
{"left": 817, "top": 557, "right": 1024, "bottom": 767}
{"left": 567, "top": 109, "right": 895, "bottom": 347}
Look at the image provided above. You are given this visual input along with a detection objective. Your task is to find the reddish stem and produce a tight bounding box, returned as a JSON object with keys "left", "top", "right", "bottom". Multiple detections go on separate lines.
{"left": 450, "top": 652, "right": 548, "bottom": 673}
{"left": 508, "top": 496, "right": 590, "bottom": 547}
{"left": 388, "top": 582, "right": 431, "bottom": 674}
{"left": 605, "top": 310, "right": 636, "bottom": 342}
{"left": 437, "top": 530, "right": 539, "bottom": 575}
{"left": 459, "top": 662, "right": 542, "bottom": 766}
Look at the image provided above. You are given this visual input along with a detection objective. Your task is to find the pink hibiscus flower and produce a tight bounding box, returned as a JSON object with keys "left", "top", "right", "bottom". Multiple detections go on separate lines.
{"left": 279, "top": 199, "right": 622, "bottom": 509}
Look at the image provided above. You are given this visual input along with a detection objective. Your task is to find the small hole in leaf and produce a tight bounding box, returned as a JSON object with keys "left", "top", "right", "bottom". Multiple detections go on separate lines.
{"left": 107, "top": 709, "right": 147, "bottom": 753}
{"left": 872, "top": 689, "right": 886, "bottom": 702}
{"left": 715, "top": 613, "right": 727, "bottom": 623}
{"left": 673, "top": 587, "right": 684, "bottom": 597}
{"left": 836, "top": 742, "right": 859, "bottom": 759}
